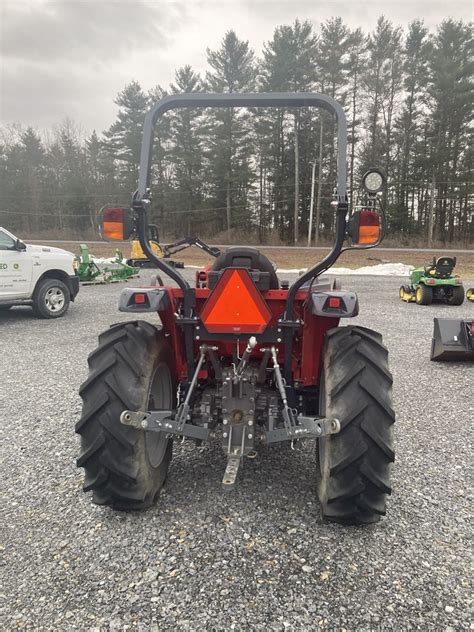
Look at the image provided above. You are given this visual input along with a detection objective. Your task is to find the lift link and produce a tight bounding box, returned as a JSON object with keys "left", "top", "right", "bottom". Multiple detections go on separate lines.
{"left": 120, "top": 410, "right": 210, "bottom": 441}
{"left": 175, "top": 344, "right": 217, "bottom": 431}
{"left": 269, "top": 346, "right": 298, "bottom": 435}
{"left": 262, "top": 346, "right": 341, "bottom": 444}
{"left": 120, "top": 344, "right": 218, "bottom": 439}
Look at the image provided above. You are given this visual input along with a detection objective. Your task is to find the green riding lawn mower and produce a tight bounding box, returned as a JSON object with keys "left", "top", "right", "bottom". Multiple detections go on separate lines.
{"left": 399, "top": 256, "right": 465, "bottom": 306}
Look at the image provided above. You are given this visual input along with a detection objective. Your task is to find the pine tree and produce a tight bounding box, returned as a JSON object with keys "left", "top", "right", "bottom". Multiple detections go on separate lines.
{"left": 260, "top": 20, "right": 317, "bottom": 242}
{"left": 205, "top": 31, "right": 256, "bottom": 238}
{"left": 361, "top": 17, "right": 403, "bottom": 168}
{"left": 316, "top": 18, "right": 352, "bottom": 235}
{"left": 346, "top": 28, "right": 367, "bottom": 207}
{"left": 167, "top": 66, "right": 205, "bottom": 236}
{"left": 426, "top": 20, "right": 473, "bottom": 241}
{"left": 147, "top": 84, "right": 171, "bottom": 230}
{"left": 19, "top": 128, "right": 46, "bottom": 233}
{"left": 103, "top": 81, "right": 150, "bottom": 195}
{"left": 392, "top": 20, "right": 429, "bottom": 234}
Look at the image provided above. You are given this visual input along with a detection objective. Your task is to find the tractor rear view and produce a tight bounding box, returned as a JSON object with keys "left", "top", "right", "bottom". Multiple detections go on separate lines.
{"left": 76, "top": 93, "right": 395, "bottom": 525}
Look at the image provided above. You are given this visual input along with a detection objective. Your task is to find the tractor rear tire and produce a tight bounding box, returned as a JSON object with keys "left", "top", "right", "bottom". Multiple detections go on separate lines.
{"left": 76, "top": 320, "right": 174, "bottom": 510}
{"left": 447, "top": 285, "right": 464, "bottom": 306}
{"left": 415, "top": 284, "right": 432, "bottom": 305}
{"left": 317, "top": 326, "right": 395, "bottom": 525}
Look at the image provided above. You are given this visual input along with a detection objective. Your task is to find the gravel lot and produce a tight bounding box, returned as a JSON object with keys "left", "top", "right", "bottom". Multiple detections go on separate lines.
{"left": 1, "top": 269, "right": 473, "bottom": 631}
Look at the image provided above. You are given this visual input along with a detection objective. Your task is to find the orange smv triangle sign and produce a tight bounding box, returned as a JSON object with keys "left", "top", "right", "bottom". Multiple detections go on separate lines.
{"left": 201, "top": 269, "right": 272, "bottom": 334}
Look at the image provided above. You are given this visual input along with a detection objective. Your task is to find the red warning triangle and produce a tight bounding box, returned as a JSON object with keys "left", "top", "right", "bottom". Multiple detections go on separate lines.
{"left": 201, "top": 269, "right": 272, "bottom": 334}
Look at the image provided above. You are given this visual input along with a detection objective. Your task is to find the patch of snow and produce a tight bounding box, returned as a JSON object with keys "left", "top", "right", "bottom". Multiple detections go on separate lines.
{"left": 93, "top": 256, "right": 125, "bottom": 265}
{"left": 278, "top": 263, "right": 414, "bottom": 276}
{"left": 88, "top": 258, "right": 413, "bottom": 277}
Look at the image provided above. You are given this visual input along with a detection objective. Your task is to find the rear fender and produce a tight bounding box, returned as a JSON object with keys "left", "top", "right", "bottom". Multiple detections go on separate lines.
{"left": 307, "top": 291, "right": 359, "bottom": 318}
{"left": 119, "top": 288, "right": 169, "bottom": 313}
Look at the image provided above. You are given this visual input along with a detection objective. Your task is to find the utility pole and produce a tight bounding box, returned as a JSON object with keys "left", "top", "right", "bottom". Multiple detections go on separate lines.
{"left": 428, "top": 174, "right": 435, "bottom": 247}
{"left": 294, "top": 112, "right": 299, "bottom": 245}
{"left": 307, "top": 161, "right": 316, "bottom": 247}
{"left": 315, "top": 117, "right": 324, "bottom": 245}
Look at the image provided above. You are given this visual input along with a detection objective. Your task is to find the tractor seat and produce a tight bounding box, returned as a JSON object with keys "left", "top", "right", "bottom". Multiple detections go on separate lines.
{"left": 209, "top": 246, "right": 279, "bottom": 290}
{"left": 426, "top": 256, "right": 456, "bottom": 278}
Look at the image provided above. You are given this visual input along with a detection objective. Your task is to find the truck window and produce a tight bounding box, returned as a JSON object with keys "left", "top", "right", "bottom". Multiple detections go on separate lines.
{"left": 0, "top": 230, "right": 16, "bottom": 250}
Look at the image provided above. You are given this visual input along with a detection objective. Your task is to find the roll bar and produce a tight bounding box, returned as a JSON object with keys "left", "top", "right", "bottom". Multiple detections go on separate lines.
{"left": 132, "top": 92, "right": 350, "bottom": 323}
{"left": 135, "top": 92, "right": 348, "bottom": 203}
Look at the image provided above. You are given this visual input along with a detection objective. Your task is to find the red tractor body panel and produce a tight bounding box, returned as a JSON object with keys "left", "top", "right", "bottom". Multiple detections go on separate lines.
{"left": 156, "top": 284, "right": 340, "bottom": 387}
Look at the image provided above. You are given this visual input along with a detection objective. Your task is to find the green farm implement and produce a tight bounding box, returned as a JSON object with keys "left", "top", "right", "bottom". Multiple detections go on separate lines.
{"left": 76, "top": 244, "right": 138, "bottom": 285}
{"left": 399, "top": 256, "right": 465, "bottom": 306}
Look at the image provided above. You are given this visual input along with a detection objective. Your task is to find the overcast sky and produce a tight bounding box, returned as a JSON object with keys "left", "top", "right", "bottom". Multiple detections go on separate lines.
{"left": 0, "top": 0, "right": 471, "bottom": 135}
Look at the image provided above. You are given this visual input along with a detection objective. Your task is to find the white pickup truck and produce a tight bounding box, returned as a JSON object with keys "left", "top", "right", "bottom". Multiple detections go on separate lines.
{"left": 0, "top": 227, "right": 80, "bottom": 318}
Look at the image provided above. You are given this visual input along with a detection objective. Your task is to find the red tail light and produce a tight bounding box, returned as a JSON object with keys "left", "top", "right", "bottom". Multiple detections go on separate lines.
{"left": 133, "top": 293, "right": 147, "bottom": 305}
{"left": 358, "top": 209, "right": 381, "bottom": 245}
{"left": 201, "top": 269, "right": 272, "bottom": 334}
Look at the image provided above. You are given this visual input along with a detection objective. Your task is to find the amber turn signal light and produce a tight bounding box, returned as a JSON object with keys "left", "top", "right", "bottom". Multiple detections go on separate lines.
{"left": 100, "top": 206, "right": 135, "bottom": 241}
{"left": 347, "top": 209, "right": 381, "bottom": 246}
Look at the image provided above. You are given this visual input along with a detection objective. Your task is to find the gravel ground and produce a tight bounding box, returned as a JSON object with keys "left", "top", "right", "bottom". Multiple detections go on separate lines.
{"left": 1, "top": 269, "right": 473, "bottom": 631}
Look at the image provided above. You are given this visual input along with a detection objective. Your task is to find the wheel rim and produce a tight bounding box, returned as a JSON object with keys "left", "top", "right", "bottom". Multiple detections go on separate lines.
{"left": 416, "top": 287, "right": 422, "bottom": 302}
{"left": 45, "top": 287, "right": 65, "bottom": 312}
{"left": 145, "top": 362, "right": 172, "bottom": 468}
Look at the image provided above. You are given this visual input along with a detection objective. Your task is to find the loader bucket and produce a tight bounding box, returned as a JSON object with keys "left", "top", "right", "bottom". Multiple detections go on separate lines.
{"left": 430, "top": 318, "right": 474, "bottom": 361}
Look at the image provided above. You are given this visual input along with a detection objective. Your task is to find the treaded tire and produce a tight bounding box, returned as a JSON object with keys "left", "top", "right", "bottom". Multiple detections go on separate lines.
{"left": 415, "top": 284, "right": 432, "bottom": 305}
{"left": 447, "top": 285, "right": 465, "bottom": 306}
{"left": 32, "top": 278, "right": 70, "bottom": 318}
{"left": 76, "top": 320, "right": 174, "bottom": 510}
{"left": 317, "top": 326, "right": 395, "bottom": 525}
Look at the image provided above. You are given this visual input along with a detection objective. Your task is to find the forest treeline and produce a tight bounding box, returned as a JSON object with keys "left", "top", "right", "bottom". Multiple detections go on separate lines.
{"left": 0, "top": 17, "right": 472, "bottom": 245}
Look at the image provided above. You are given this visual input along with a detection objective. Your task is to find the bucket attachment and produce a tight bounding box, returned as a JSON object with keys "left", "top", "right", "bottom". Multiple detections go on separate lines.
{"left": 430, "top": 318, "right": 474, "bottom": 361}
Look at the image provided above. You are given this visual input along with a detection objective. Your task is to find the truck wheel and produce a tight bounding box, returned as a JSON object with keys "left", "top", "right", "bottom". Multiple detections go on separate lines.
{"left": 317, "top": 326, "right": 395, "bottom": 525}
{"left": 415, "top": 284, "right": 432, "bottom": 305}
{"left": 76, "top": 321, "right": 174, "bottom": 510}
{"left": 447, "top": 285, "right": 464, "bottom": 306}
{"left": 32, "top": 278, "right": 70, "bottom": 318}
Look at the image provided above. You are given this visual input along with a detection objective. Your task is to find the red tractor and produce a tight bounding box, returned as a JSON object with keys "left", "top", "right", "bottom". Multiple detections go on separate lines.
{"left": 76, "top": 93, "right": 394, "bottom": 524}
